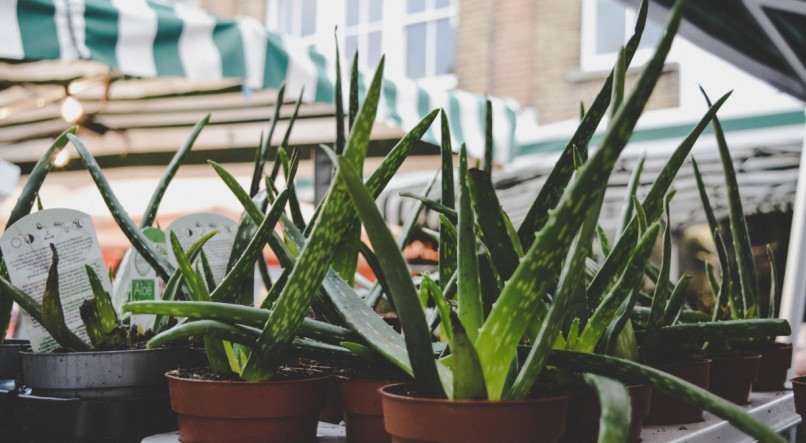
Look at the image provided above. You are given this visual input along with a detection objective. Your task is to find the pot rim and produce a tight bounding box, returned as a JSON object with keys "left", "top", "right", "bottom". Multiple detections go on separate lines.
{"left": 649, "top": 358, "right": 712, "bottom": 369}
{"left": 165, "top": 371, "right": 331, "bottom": 387}
{"left": 379, "top": 382, "right": 568, "bottom": 405}
{"left": 20, "top": 346, "right": 192, "bottom": 357}
{"left": 790, "top": 375, "right": 806, "bottom": 385}
{"left": 710, "top": 354, "right": 762, "bottom": 362}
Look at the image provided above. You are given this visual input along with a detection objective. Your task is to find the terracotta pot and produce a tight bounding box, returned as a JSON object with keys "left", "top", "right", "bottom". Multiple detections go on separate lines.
{"left": 791, "top": 376, "right": 806, "bottom": 417}
{"left": 380, "top": 383, "right": 568, "bottom": 443}
{"left": 562, "top": 384, "right": 652, "bottom": 443}
{"left": 166, "top": 372, "right": 329, "bottom": 443}
{"left": 645, "top": 359, "right": 711, "bottom": 425}
{"left": 754, "top": 343, "right": 793, "bottom": 391}
{"left": 339, "top": 377, "right": 393, "bottom": 443}
{"left": 319, "top": 374, "right": 343, "bottom": 424}
{"left": 709, "top": 354, "right": 761, "bottom": 404}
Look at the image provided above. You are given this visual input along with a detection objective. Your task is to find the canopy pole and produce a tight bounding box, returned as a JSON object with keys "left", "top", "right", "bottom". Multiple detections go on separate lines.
{"left": 779, "top": 112, "right": 806, "bottom": 379}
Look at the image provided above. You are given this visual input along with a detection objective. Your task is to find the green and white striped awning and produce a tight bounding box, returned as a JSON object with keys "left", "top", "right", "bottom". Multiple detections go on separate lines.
{"left": 0, "top": 0, "right": 526, "bottom": 161}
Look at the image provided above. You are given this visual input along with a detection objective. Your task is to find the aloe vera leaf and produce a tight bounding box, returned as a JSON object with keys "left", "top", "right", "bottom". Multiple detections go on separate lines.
{"left": 41, "top": 245, "right": 91, "bottom": 351}
{"left": 35, "top": 194, "right": 44, "bottom": 211}
{"left": 69, "top": 135, "right": 174, "bottom": 281}
{"left": 199, "top": 250, "right": 217, "bottom": 290}
{"left": 85, "top": 266, "right": 120, "bottom": 333}
{"left": 194, "top": 265, "right": 231, "bottom": 373}
{"left": 602, "top": 295, "right": 639, "bottom": 356}
{"left": 335, "top": 36, "right": 346, "bottom": 155}
{"left": 280, "top": 89, "right": 304, "bottom": 151}
{"left": 617, "top": 153, "right": 646, "bottom": 234}
{"left": 399, "top": 172, "right": 439, "bottom": 249}
{"left": 662, "top": 275, "right": 692, "bottom": 326}
{"left": 647, "top": 194, "right": 674, "bottom": 329}
{"left": 79, "top": 301, "right": 109, "bottom": 350}
{"left": 450, "top": 310, "right": 487, "bottom": 400}
{"left": 141, "top": 113, "right": 209, "bottom": 227}
{"left": 423, "top": 274, "right": 453, "bottom": 342}
{"left": 440, "top": 111, "right": 455, "bottom": 209}
{"left": 0, "top": 273, "right": 44, "bottom": 325}
{"left": 124, "top": 300, "right": 354, "bottom": 343}
{"left": 692, "top": 158, "right": 735, "bottom": 319}
{"left": 583, "top": 373, "right": 631, "bottom": 443}
{"left": 610, "top": 47, "right": 627, "bottom": 121}
{"left": 457, "top": 148, "right": 484, "bottom": 339}
{"left": 468, "top": 168, "right": 519, "bottom": 282}
{"left": 340, "top": 157, "right": 446, "bottom": 397}
{"left": 701, "top": 88, "right": 759, "bottom": 314}
{"left": 596, "top": 225, "right": 611, "bottom": 257}
{"left": 587, "top": 92, "right": 731, "bottom": 308}
{"left": 566, "top": 318, "right": 581, "bottom": 350}
{"left": 632, "top": 196, "right": 647, "bottom": 234}
{"left": 348, "top": 51, "right": 359, "bottom": 128}
{"left": 284, "top": 148, "right": 307, "bottom": 231}
{"left": 550, "top": 350, "right": 786, "bottom": 443}
{"left": 649, "top": 318, "right": 790, "bottom": 344}
{"left": 209, "top": 191, "right": 289, "bottom": 303}
{"left": 632, "top": 306, "right": 709, "bottom": 323}
{"left": 508, "top": 195, "right": 599, "bottom": 399}
{"left": 400, "top": 193, "right": 457, "bottom": 222}
{"left": 241, "top": 59, "right": 386, "bottom": 381}
{"left": 81, "top": 267, "right": 128, "bottom": 350}
{"left": 149, "top": 319, "right": 258, "bottom": 349}
{"left": 439, "top": 214, "right": 458, "bottom": 291}
{"left": 269, "top": 146, "right": 287, "bottom": 185}
{"left": 576, "top": 223, "right": 660, "bottom": 353}
{"left": 767, "top": 244, "right": 780, "bottom": 319}
{"left": 516, "top": 0, "right": 648, "bottom": 247}
{"left": 477, "top": 0, "right": 684, "bottom": 400}
{"left": 483, "top": 99, "right": 493, "bottom": 176}
{"left": 251, "top": 84, "right": 286, "bottom": 196}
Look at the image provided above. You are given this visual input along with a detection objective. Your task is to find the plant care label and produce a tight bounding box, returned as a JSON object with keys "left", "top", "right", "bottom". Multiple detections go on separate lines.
{"left": 166, "top": 213, "right": 238, "bottom": 285}
{"left": 111, "top": 227, "right": 167, "bottom": 333}
{"left": 0, "top": 208, "right": 109, "bottom": 352}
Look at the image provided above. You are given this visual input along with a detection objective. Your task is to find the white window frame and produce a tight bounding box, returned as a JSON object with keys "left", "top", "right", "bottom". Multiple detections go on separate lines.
{"left": 580, "top": 0, "right": 656, "bottom": 72}
{"left": 265, "top": 0, "right": 458, "bottom": 89}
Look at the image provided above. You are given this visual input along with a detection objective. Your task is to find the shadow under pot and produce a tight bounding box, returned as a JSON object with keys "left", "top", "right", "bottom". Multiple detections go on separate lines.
{"left": 708, "top": 354, "right": 761, "bottom": 405}
{"left": 338, "top": 377, "right": 394, "bottom": 443}
{"left": 792, "top": 376, "right": 806, "bottom": 418}
{"left": 562, "top": 384, "right": 652, "bottom": 443}
{"left": 645, "top": 359, "right": 711, "bottom": 425}
{"left": 166, "top": 371, "right": 329, "bottom": 443}
{"left": 754, "top": 343, "right": 793, "bottom": 392}
{"left": 380, "top": 383, "right": 569, "bottom": 443}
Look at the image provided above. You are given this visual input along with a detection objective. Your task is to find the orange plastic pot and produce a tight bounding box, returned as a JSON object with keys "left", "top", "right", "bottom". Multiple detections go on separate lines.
{"left": 166, "top": 372, "right": 329, "bottom": 443}
{"left": 338, "top": 377, "right": 393, "bottom": 443}
{"left": 380, "top": 383, "right": 568, "bottom": 443}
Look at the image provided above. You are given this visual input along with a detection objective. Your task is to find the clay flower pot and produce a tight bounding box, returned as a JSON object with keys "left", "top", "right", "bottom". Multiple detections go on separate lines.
{"left": 166, "top": 372, "right": 329, "bottom": 443}
{"left": 754, "top": 343, "right": 793, "bottom": 391}
{"left": 645, "top": 359, "right": 711, "bottom": 425}
{"left": 380, "top": 383, "right": 568, "bottom": 443}
{"left": 338, "top": 377, "right": 393, "bottom": 443}
{"left": 709, "top": 354, "right": 761, "bottom": 405}
{"left": 791, "top": 376, "right": 806, "bottom": 418}
{"left": 562, "top": 384, "right": 652, "bottom": 443}
{"left": 319, "top": 374, "right": 344, "bottom": 424}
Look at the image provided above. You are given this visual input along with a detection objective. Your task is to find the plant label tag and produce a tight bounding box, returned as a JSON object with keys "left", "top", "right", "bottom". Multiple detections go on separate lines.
{"left": 166, "top": 213, "right": 238, "bottom": 284}
{"left": 111, "top": 227, "right": 167, "bottom": 333}
{"left": 0, "top": 208, "right": 109, "bottom": 352}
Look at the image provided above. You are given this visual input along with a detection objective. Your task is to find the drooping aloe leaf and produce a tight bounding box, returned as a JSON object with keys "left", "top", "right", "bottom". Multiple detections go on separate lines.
{"left": 587, "top": 92, "right": 731, "bottom": 309}
{"left": 70, "top": 134, "right": 174, "bottom": 281}
{"left": 457, "top": 147, "right": 484, "bottom": 340}
{"left": 704, "top": 88, "right": 760, "bottom": 316}
{"left": 468, "top": 168, "right": 519, "bottom": 282}
{"left": 450, "top": 311, "right": 487, "bottom": 400}
{"left": 516, "top": 0, "right": 648, "bottom": 247}
{"left": 149, "top": 319, "right": 258, "bottom": 349}
{"left": 483, "top": 99, "right": 493, "bottom": 176}
{"left": 576, "top": 223, "right": 660, "bottom": 353}
{"left": 617, "top": 153, "right": 646, "bottom": 234}
{"left": 477, "top": 0, "right": 685, "bottom": 400}
{"left": 648, "top": 318, "right": 790, "bottom": 344}
{"left": 400, "top": 193, "right": 457, "bottom": 222}
{"left": 662, "top": 275, "right": 692, "bottom": 326}
{"left": 583, "top": 373, "right": 631, "bottom": 443}
{"left": 550, "top": 350, "right": 787, "bottom": 443}
{"left": 340, "top": 157, "right": 446, "bottom": 397}
{"left": 647, "top": 193, "right": 674, "bottom": 329}
{"left": 251, "top": 83, "right": 286, "bottom": 196}
{"left": 241, "top": 59, "right": 387, "bottom": 381}
{"left": 141, "top": 113, "right": 209, "bottom": 227}
{"left": 41, "top": 244, "right": 91, "bottom": 351}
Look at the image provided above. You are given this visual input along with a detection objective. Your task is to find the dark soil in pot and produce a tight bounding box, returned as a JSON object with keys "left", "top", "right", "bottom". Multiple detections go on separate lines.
{"left": 380, "top": 383, "right": 569, "bottom": 443}
{"left": 339, "top": 377, "right": 395, "bottom": 443}
{"left": 754, "top": 343, "right": 792, "bottom": 391}
{"left": 645, "top": 359, "right": 711, "bottom": 425}
{"left": 708, "top": 354, "right": 761, "bottom": 404}
{"left": 167, "top": 368, "right": 329, "bottom": 443}
{"left": 561, "top": 384, "right": 651, "bottom": 443}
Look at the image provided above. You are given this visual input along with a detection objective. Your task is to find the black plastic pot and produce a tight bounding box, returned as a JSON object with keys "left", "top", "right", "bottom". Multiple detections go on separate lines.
{"left": 0, "top": 339, "right": 29, "bottom": 379}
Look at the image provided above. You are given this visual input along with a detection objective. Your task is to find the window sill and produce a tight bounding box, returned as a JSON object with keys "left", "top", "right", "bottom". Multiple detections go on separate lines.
{"left": 565, "top": 62, "right": 679, "bottom": 83}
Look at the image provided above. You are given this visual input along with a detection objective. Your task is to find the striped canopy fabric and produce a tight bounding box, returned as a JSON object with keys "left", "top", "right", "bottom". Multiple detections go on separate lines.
{"left": 0, "top": 0, "right": 526, "bottom": 162}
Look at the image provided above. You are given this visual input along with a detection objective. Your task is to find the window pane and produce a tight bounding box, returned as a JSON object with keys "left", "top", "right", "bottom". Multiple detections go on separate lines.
{"left": 435, "top": 0, "right": 451, "bottom": 9}
{"left": 639, "top": 20, "right": 663, "bottom": 49}
{"left": 596, "top": 0, "right": 625, "bottom": 54}
{"left": 407, "top": 0, "right": 425, "bottom": 14}
{"left": 405, "top": 22, "right": 427, "bottom": 78}
{"left": 300, "top": 0, "right": 317, "bottom": 36}
{"left": 346, "top": 35, "right": 358, "bottom": 61}
{"left": 367, "top": 31, "right": 383, "bottom": 68}
{"left": 369, "top": 0, "right": 383, "bottom": 22}
{"left": 278, "top": 0, "right": 293, "bottom": 34}
{"left": 346, "top": 0, "right": 359, "bottom": 26}
{"left": 435, "top": 18, "right": 454, "bottom": 75}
